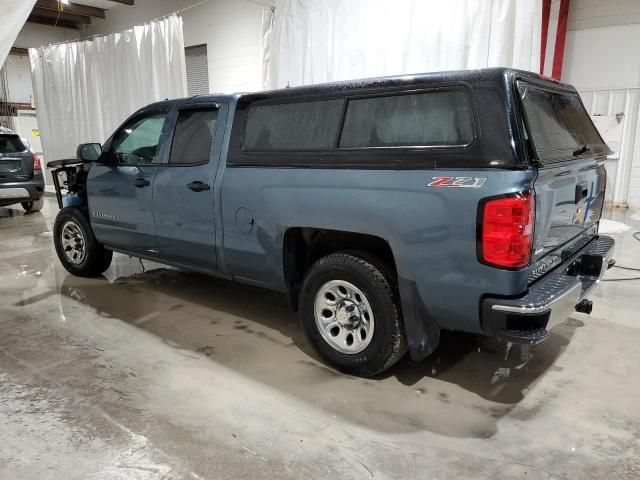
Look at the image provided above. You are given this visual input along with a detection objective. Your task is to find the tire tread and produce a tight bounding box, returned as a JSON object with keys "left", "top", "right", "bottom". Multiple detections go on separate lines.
{"left": 300, "top": 251, "right": 407, "bottom": 376}
{"left": 22, "top": 197, "right": 44, "bottom": 212}
{"left": 53, "top": 207, "right": 112, "bottom": 277}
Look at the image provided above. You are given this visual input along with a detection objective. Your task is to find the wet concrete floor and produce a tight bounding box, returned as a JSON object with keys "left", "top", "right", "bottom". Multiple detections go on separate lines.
{"left": 1, "top": 198, "right": 639, "bottom": 479}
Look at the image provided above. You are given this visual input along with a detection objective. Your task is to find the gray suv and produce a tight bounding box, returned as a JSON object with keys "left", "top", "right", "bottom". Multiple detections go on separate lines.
{"left": 49, "top": 68, "right": 615, "bottom": 376}
{"left": 0, "top": 127, "right": 45, "bottom": 212}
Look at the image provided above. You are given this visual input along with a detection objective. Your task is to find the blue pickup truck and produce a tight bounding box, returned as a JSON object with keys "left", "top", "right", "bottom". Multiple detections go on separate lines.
{"left": 49, "top": 68, "right": 615, "bottom": 376}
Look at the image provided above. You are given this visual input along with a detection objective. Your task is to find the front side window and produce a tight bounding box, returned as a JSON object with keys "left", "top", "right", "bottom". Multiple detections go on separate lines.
{"left": 339, "top": 90, "right": 474, "bottom": 148}
{"left": 243, "top": 99, "right": 344, "bottom": 151}
{"left": 112, "top": 112, "right": 168, "bottom": 165}
{"left": 169, "top": 109, "right": 218, "bottom": 165}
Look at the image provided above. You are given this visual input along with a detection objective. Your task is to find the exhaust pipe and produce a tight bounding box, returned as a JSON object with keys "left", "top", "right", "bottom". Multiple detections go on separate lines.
{"left": 575, "top": 299, "right": 593, "bottom": 314}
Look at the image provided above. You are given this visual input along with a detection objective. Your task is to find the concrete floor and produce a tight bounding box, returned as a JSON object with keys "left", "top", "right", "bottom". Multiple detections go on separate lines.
{"left": 1, "top": 198, "right": 639, "bottom": 480}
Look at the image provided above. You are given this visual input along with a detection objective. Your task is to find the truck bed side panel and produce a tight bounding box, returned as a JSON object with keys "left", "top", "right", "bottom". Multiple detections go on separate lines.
{"left": 220, "top": 167, "right": 536, "bottom": 334}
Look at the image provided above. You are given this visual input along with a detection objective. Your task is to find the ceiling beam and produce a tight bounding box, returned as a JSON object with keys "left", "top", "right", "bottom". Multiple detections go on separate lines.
{"left": 106, "top": 0, "right": 135, "bottom": 5}
{"left": 35, "top": 0, "right": 106, "bottom": 19}
{"left": 31, "top": 6, "right": 92, "bottom": 24}
{"left": 10, "top": 47, "right": 30, "bottom": 56}
{"left": 27, "top": 14, "right": 80, "bottom": 30}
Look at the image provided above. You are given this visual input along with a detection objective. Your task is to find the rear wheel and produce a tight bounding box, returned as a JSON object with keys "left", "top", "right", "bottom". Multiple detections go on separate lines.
{"left": 299, "top": 251, "right": 407, "bottom": 376}
{"left": 54, "top": 207, "right": 112, "bottom": 277}
{"left": 22, "top": 197, "right": 44, "bottom": 212}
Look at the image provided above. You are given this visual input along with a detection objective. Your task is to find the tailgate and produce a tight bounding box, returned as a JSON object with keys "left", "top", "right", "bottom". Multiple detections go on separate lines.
{"left": 0, "top": 135, "right": 33, "bottom": 182}
{"left": 533, "top": 159, "right": 605, "bottom": 260}
{"left": 518, "top": 80, "right": 610, "bottom": 262}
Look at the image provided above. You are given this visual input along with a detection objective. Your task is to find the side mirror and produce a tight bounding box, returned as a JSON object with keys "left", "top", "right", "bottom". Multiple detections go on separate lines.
{"left": 77, "top": 143, "right": 103, "bottom": 162}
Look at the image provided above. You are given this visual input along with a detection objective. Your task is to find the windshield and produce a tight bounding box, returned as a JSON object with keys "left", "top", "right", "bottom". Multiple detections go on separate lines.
{"left": 0, "top": 135, "right": 26, "bottom": 154}
{"left": 518, "top": 82, "right": 610, "bottom": 164}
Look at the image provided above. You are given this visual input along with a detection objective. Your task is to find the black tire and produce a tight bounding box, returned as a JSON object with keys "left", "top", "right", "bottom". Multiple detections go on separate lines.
{"left": 22, "top": 197, "right": 44, "bottom": 212}
{"left": 299, "top": 251, "right": 408, "bottom": 377}
{"left": 53, "top": 207, "right": 113, "bottom": 277}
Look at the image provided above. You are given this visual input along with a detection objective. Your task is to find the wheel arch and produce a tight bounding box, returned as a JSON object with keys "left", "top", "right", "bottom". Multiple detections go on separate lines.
{"left": 282, "top": 227, "right": 397, "bottom": 311}
{"left": 283, "top": 226, "right": 441, "bottom": 361}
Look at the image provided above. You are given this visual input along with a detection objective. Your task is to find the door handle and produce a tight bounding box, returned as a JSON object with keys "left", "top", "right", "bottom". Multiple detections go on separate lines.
{"left": 575, "top": 183, "right": 588, "bottom": 203}
{"left": 187, "top": 181, "right": 211, "bottom": 192}
{"left": 134, "top": 178, "right": 150, "bottom": 188}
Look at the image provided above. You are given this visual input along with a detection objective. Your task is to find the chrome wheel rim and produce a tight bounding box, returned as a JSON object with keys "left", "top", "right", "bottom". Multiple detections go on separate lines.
{"left": 314, "top": 280, "right": 374, "bottom": 354}
{"left": 61, "top": 221, "right": 86, "bottom": 265}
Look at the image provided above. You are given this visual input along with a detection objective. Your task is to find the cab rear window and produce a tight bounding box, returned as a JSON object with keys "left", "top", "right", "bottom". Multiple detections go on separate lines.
{"left": 0, "top": 135, "right": 26, "bottom": 154}
{"left": 518, "top": 82, "right": 609, "bottom": 164}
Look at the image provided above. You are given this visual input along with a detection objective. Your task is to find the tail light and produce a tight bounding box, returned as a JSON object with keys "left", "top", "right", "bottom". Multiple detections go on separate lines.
{"left": 479, "top": 192, "right": 535, "bottom": 269}
{"left": 32, "top": 154, "right": 42, "bottom": 170}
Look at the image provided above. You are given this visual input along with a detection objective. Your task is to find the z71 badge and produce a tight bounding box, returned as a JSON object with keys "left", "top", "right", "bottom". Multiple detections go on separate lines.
{"left": 427, "top": 177, "right": 487, "bottom": 188}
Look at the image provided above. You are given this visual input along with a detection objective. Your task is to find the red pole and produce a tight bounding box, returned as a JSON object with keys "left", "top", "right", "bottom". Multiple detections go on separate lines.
{"left": 540, "top": 0, "right": 551, "bottom": 75}
{"left": 552, "top": 0, "right": 571, "bottom": 80}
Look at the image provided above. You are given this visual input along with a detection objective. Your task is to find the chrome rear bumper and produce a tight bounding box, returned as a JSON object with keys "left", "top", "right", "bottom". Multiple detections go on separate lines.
{"left": 482, "top": 235, "right": 615, "bottom": 343}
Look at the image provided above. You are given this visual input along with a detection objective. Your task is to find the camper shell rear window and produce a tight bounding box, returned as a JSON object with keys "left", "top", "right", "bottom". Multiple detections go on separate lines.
{"left": 517, "top": 81, "right": 611, "bottom": 164}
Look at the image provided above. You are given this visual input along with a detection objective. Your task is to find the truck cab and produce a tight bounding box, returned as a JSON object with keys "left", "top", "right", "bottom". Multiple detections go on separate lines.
{"left": 50, "top": 68, "right": 615, "bottom": 376}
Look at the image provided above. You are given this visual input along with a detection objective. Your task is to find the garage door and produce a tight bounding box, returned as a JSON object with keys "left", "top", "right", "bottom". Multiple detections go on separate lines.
{"left": 185, "top": 44, "right": 210, "bottom": 96}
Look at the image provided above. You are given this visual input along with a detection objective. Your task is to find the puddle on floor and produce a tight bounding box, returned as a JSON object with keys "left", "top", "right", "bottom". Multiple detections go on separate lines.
{"left": 2, "top": 199, "right": 639, "bottom": 441}
{"left": 49, "top": 267, "right": 579, "bottom": 438}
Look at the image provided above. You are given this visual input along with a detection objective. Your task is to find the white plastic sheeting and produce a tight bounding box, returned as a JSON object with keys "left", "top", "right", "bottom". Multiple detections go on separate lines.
{"left": 261, "top": 7, "right": 275, "bottom": 92}
{"left": 29, "top": 15, "right": 187, "bottom": 162}
{"left": 581, "top": 88, "right": 640, "bottom": 208}
{"left": 263, "top": 0, "right": 542, "bottom": 89}
{"left": 0, "top": 0, "right": 37, "bottom": 68}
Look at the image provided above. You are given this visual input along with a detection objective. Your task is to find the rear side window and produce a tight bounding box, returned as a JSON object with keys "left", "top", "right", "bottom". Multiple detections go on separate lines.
{"left": 518, "top": 82, "right": 609, "bottom": 163}
{"left": 0, "top": 135, "right": 26, "bottom": 154}
{"left": 169, "top": 109, "right": 218, "bottom": 165}
{"left": 340, "top": 90, "right": 474, "bottom": 148}
{"left": 243, "top": 99, "right": 344, "bottom": 150}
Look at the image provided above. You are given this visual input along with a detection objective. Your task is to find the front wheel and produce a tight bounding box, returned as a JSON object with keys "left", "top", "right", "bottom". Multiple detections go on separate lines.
{"left": 53, "top": 207, "right": 112, "bottom": 277}
{"left": 22, "top": 197, "right": 44, "bottom": 212}
{"left": 299, "top": 252, "right": 407, "bottom": 377}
